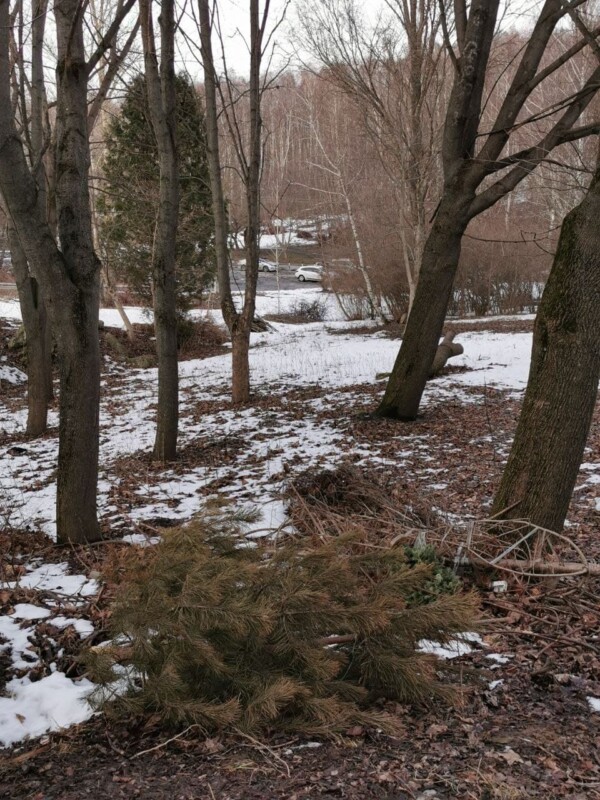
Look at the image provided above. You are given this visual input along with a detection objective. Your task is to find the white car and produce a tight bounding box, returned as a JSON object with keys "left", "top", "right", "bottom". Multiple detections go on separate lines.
{"left": 295, "top": 265, "right": 323, "bottom": 282}
{"left": 258, "top": 259, "right": 278, "bottom": 272}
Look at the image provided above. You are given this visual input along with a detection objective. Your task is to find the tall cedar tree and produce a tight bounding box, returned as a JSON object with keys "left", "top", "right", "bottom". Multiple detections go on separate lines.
{"left": 98, "top": 74, "right": 215, "bottom": 312}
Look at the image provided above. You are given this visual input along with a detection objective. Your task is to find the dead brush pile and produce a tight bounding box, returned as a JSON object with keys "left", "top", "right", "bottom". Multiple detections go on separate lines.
{"left": 87, "top": 487, "right": 477, "bottom": 736}
{"left": 177, "top": 315, "right": 229, "bottom": 356}
{"left": 287, "top": 466, "right": 461, "bottom": 600}
{"left": 287, "top": 465, "right": 438, "bottom": 539}
{"left": 101, "top": 316, "right": 229, "bottom": 365}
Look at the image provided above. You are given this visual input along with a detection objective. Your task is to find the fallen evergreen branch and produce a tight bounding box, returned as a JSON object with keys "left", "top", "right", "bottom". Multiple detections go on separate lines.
{"left": 86, "top": 508, "right": 477, "bottom": 736}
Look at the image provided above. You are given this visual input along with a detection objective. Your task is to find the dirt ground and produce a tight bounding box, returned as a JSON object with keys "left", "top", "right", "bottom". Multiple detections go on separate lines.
{"left": 1, "top": 620, "right": 599, "bottom": 800}
{"left": 1, "top": 316, "right": 600, "bottom": 799}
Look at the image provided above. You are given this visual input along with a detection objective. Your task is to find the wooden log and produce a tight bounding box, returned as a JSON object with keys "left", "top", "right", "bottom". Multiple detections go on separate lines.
{"left": 429, "top": 332, "right": 464, "bottom": 377}
{"left": 468, "top": 553, "right": 600, "bottom": 575}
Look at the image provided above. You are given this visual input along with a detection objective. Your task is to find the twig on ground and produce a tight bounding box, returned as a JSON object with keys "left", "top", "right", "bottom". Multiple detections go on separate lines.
{"left": 130, "top": 725, "right": 201, "bottom": 759}
{"left": 233, "top": 729, "right": 291, "bottom": 778}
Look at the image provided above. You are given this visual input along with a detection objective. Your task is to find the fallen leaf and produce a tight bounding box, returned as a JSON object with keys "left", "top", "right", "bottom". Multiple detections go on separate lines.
{"left": 345, "top": 725, "right": 364, "bottom": 737}
{"left": 426, "top": 723, "right": 448, "bottom": 738}
{"left": 500, "top": 748, "right": 523, "bottom": 765}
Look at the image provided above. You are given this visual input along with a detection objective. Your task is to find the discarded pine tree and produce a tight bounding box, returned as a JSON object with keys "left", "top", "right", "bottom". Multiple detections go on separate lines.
{"left": 88, "top": 510, "right": 477, "bottom": 735}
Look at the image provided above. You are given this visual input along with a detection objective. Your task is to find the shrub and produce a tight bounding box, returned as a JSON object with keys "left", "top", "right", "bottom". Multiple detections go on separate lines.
{"left": 266, "top": 298, "right": 328, "bottom": 324}
{"left": 333, "top": 292, "right": 373, "bottom": 321}
{"left": 87, "top": 510, "right": 477, "bottom": 736}
{"left": 404, "top": 544, "right": 460, "bottom": 603}
{"left": 176, "top": 314, "right": 228, "bottom": 353}
{"left": 288, "top": 298, "right": 328, "bottom": 322}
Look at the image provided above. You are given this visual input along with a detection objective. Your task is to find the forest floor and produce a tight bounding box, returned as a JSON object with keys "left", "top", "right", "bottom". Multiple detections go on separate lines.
{"left": 0, "top": 292, "right": 599, "bottom": 799}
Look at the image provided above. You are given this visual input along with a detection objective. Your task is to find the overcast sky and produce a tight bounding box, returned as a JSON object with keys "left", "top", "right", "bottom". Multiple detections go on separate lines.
{"left": 175, "top": 0, "right": 293, "bottom": 80}
{"left": 173, "top": 0, "right": 548, "bottom": 81}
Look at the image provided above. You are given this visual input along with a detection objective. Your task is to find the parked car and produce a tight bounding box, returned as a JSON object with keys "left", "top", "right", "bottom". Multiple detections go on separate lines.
{"left": 295, "top": 265, "right": 323, "bottom": 282}
{"left": 258, "top": 259, "right": 277, "bottom": 272}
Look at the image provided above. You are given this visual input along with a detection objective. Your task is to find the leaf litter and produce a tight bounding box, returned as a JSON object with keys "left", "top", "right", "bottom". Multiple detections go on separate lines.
{"left": 1, "top": 299, "right": 600, "bottom": 798}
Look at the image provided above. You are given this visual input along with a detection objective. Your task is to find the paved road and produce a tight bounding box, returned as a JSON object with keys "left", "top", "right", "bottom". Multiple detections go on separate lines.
{"left": 1, "top": 270, "right": 323, "bottom": 301}
{"left": 230, "top": 269, "right": 322, "bottom": 293}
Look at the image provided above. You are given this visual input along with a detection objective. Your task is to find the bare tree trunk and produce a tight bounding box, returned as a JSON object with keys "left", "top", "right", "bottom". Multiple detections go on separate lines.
{"left": 54, "top": 300, "right": 101, "bottom": 543}
{"left": 377, "top": 196, "right": 469, "bottom": 418}
{"left": 3, "top": 0, "right": 53, "bottom": 435}
{"left": 0, "top": 0, "right": 102, "bottom": 543}
{"left": 231, "top": 329, "right": 251, "bottom": 402}
{"left": 198, "top": 0, "right": 268, "bottom": 404}
{"left": 491, "top": 165, "right": 600, "bottom": 533}
{"left": 30, "top": 0, "right": 53, "bottom": 410}
{"left": 7, "top": 222, "right": 51, "bottom": 435}
{"left": 343, "top": 189, "right": 385, "bottom": 322}
{"left": 236, "top": 0, "right": 263, "bottom": 402}
{"left": 140, "top": 0, "right": 179, "bottom": 460}
{"left": 53, "top": 0, "right": 102, "bottom": 542}
{"left": 377, "top": 0, "right": 600, "bottom": 419}
{"left": 198, "top": 0, "right": 237, "bottom": 330}
{"left": 105, "top": 263, "right": 135, "bottom": 340}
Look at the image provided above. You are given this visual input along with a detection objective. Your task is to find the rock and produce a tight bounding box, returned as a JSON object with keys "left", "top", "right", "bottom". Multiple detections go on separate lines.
{"left": 129, "top": 354, "right": 156, "bottom": 369}
{"left": 104, "top": 332, "right": 127, "bottom": 360}
{"left": 7, "top": 446, "right": 28, "bottom": 456}
{"left": 8, "top": 325, "right": 26, "bottom": 350}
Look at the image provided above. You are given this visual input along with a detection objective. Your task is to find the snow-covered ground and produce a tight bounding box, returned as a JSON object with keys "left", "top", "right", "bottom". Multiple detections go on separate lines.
{"left": 1, "top": 291, "right": 598, "bottom": 748}
{"left": 0, "top": 291, "right": 537, "bottom": 538}
{"left": 0, "top": 563, "right": 99, "bottom": 747}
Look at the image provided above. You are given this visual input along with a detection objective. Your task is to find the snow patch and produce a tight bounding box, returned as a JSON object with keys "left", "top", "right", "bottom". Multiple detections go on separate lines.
{"left": 0, "top": 673, "right": 95, "bottom": 748}
{"left": 10, "top": 604, "right": 51, "bottom": 621}
{"left": 417, "top": 636, "right": 475, "bottom": 660}
{"left": 3, "top": 563, "right": 99, "bottom": 599}
{"left": 486, "top": 653, "right": 512, "bottom": 665}
{"left": 49, "top": 617, "right": 95, "bottom": 637}
{"left": 0, "top": 363, "right": 26, "bottom": 385}
{"left": 587, "top": 697, "right": 600, "bottom": 712}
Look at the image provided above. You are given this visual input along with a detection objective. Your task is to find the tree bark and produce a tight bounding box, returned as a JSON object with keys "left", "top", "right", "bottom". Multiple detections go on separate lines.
{"left": 7, "top": 222, "right": 51, "bottom": 435}
{"left": 53, "top": 0, "right": 102, "bottom": 541}
{"left": 376, "top": 196, "right": 470, "bottom": 418}
{"left": 227, "top": 0, "right": 263, "bottom": 404}
{"left": 231, "top": 328, "right": 251, "bottom": 404}
{"left": 31, "top": 0, "right": 53, "bottom": 410}
{"left": 140, "top": 0, "right": 180, "bottom": 460}
{"left": 198, "top": 0, "right": 238, "bottom": 328}
{"left": 2, "top": 0, "right": 53, "bottom": 435}
{"left": 198, "top": 0, "right": 266, "bottom": 404}
{"left": 491, "top": 165, "right": 600, "bottom": 533}
{"left": 0, "top": 0, "right": 102, "bottom": 543}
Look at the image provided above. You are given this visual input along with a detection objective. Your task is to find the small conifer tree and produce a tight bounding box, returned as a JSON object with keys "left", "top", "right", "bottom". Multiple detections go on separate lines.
{"left": 98, "top": 74, "right": 215, "bottom": 311}
{"left": 88, "top": 510, "right": 477, "bottom": 735}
